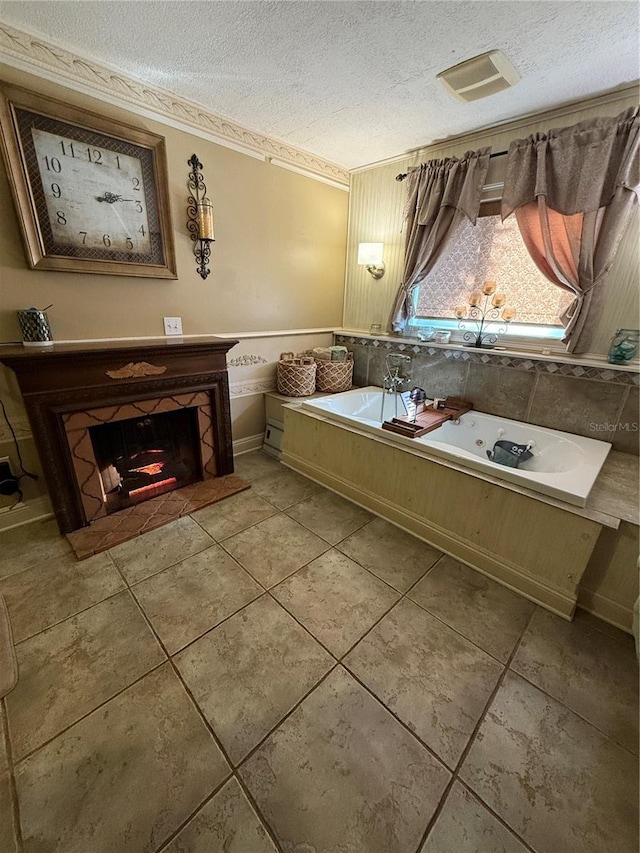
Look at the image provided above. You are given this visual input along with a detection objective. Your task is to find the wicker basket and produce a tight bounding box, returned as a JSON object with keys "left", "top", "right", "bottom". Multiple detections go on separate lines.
{"left": 315, "top": 354, "right": 353, "bottom": 393}
{"left": 276, "top": 352, "right": 317, "bottom": 397}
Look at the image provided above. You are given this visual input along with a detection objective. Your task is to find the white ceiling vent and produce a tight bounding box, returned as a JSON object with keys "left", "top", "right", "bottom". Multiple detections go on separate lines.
{"left": 437, "top": 50, "right": 520, "bottom": 102}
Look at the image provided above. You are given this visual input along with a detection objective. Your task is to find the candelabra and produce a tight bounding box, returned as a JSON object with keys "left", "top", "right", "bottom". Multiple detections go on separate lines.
{"left": 454, "top": 281, "right": 516, "bottom": 348}
{"left": 186, "top": 154, "right": 215, "bottom": 280}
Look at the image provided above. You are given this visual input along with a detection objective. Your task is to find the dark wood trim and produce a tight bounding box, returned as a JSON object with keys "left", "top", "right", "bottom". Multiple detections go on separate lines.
{"left": 0, "top": 337, "right": 238, "bottom": 533}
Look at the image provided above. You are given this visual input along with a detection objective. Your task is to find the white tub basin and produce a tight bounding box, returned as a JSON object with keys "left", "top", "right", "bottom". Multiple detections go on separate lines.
{"left": 300, "top": 386, "right": 611, "bottom": 507}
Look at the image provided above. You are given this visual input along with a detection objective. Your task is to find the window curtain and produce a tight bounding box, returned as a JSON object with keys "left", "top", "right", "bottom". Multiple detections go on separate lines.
{"left": 502, "top": 107, "right": 640, "bottom": 353}
{"left": 389, "top": 148, "right": 491, "bottom": 333}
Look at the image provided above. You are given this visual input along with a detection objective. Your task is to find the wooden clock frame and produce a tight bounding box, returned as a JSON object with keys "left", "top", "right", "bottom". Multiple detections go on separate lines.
{"left": 0, "top": 83, "right": 177, "bottom": 278}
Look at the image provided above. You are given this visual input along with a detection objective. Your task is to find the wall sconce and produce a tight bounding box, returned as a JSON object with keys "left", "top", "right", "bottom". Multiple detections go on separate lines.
{"left": 358, "top": 242, "right": 385, "bottom": 279}
{"left": 186, "top": 154, "right": 215, "bottom": 280}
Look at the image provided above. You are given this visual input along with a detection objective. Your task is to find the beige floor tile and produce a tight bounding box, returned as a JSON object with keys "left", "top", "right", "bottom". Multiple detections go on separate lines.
{"left": 109, "top": 516, "right": 214, "bottom": 584}
{"left": 241, "top": 666, "right": 451, "bottom": 853}
{"left": 0, "top": 550, "right": 124, "bottom": 643}
{"left": 421, "top": 782, "right": 529, "bottom": 853}
{"left": 345, "top": 599, "right": 502, "bottom": 766}
{"left": 161, "top": 777, "right": 277, "bottom": 853}
{"left": 6, "top": 590, "right": 165, "bottom": 760}
{"left": 233, "top": 451, "right": 282, "bottom": 483}
{"left": 0, "top": 707, "right": 18, "bottom": 853}
{"left": 338, "top": 517, "right": 441, "bottom": 592}
{"left": 460, "top": 672, "right": 639, "bottom": 853}
{"left": 574, "top": 606, "right": 634, "bottom": 643}
{"left": 133, "top": 545, "right": 263, "bottom": 654}
{"left": 16, "top": 664, "right": 229, "bottom": 853}
{"left": 512, "top": 608, "right": 639, "bottom": 753}
{"left": 222, "top": 513, "right": 328, "bottom": 588}
{"left": 0, "top": 518, "right": 71, "bottom": 580}
{"left": 250, "top": 468, "right": 322, "bottom": 510}
{"left": 286, "top": 490, "right": 373, "bottom": 545}
{"left": 175, "top": 595, "right": 333, "bottom": 764}
{"left": 191, "top": 490, "right": 277, "bottom": 541}
{"left": 409, "top": 556, "right": 535, "bottom": 662}
{"left": 0, "top": 594, "right": 17, "bottom": 700}
{"left": 272, "top": 549, "right": 400, "bottom": 657}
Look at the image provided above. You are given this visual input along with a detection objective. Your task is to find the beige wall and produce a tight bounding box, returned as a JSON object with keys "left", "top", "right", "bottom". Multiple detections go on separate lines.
{"left": 344, "top": 88, "right": 639, "bottom": 353}
{"left": 0, "top": 65, "right": 348, "bottom": 524}
{"left": 0, "top": 66, "right": 348, "bottom": 343}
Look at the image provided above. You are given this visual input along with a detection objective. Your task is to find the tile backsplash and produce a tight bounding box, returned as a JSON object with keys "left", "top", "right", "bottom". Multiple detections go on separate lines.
{"left": 337, "top": 336, "right": 639, "bottom": 455}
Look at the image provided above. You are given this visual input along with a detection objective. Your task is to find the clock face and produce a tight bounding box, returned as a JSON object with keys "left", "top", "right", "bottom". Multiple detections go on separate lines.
{"left": 30, "top": 127, "right": 153, "bottom": 256}
{"left": 0, "top": 84, "right": 176, "bottom": 277}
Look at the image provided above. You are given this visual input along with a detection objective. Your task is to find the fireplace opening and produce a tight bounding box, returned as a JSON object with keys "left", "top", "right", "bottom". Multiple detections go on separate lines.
{"left": 88, "top": 407, "right": 202, "bottom": 514}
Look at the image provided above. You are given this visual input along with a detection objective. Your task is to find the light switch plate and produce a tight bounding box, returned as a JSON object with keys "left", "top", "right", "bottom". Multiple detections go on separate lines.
{"left": 163, "top": 317, "right": 183, "bottom": 336}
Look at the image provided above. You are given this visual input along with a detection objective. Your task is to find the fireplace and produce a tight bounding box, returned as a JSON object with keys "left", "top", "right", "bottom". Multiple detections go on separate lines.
{"left": 0, "top": 337, "right": 245, "bottom": 550}
{"left": 89, "top": 409, "right": 200, "bottom": 515}
{"left": 88, "top": 407, "right": 201, "bottom": 513}
{"left": 61, "top": 389, "right": 220, "bottom": 526}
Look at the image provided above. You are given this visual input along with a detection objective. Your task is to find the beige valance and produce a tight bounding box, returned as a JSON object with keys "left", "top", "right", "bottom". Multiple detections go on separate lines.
{"left": 502, "top": 107, "right": 640, "bottom": 219}
{"left": 404, "top": 148, "right": 491, "bottom": 227}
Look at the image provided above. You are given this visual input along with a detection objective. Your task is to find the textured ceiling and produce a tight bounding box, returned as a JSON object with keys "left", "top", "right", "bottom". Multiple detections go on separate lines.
{"left": 0, "top": 1, "right": 637, "bottom": 169}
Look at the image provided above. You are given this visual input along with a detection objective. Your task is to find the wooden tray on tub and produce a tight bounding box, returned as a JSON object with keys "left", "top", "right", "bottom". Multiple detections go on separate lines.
{"left": 381, "top": 397, "right": 473, "bottom": 438}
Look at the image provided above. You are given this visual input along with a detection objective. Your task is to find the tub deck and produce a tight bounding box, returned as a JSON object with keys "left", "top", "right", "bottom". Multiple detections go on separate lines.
{"left": 282, "top": 399, "right": 633, "bottom": 622}
{"left": 301, "top": 387, "right": 611, "bottom": 508}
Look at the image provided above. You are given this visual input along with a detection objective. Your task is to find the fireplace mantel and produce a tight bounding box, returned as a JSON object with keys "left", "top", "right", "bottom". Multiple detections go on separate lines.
{"left": 0, "top": 336, "right": 238, "bottom": 533}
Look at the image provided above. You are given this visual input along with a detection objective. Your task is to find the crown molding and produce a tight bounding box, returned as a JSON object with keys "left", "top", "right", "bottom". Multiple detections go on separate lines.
{"left": 0, "top": 22, "right": 350, "bottom": 187}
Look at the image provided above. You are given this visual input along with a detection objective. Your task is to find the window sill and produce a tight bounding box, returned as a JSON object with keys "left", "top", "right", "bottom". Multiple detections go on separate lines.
{"left": 336, "top": 328, "right": 639, "bottom": 374}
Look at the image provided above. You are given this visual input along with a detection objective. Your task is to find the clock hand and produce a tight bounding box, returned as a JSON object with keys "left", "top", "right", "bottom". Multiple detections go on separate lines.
{"left": 96, "top": 192, "right": 123, "bottom": 203}
{"left": 96, "top": 193, "right": 135, "bottom": 204}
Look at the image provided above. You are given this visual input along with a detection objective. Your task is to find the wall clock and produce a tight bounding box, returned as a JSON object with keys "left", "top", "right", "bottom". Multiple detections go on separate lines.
{"left": 0, "top": 83, "right": 177, "bottom": 278}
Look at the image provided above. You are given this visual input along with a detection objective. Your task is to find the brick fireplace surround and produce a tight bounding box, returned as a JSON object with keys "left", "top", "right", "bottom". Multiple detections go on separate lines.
{"left": 0, "top": 337, "right": 248, "bottom": 557}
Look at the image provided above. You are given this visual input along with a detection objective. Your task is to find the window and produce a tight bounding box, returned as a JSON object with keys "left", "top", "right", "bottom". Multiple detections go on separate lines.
{"left": 413, "top": 205, "right": 573, "bottom": 344}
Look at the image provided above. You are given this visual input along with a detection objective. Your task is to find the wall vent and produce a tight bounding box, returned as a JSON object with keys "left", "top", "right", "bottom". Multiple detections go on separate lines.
{"left": 437, "top": 50, "right": 520, "bottom": 102}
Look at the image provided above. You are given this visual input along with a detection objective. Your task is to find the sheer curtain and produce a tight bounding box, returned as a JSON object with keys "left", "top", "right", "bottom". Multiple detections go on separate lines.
{"left": 502, "top": 107, "right": 640, "bottom": 352}
{"left": 389, "top": 148, "right": 491, "bottom": 333}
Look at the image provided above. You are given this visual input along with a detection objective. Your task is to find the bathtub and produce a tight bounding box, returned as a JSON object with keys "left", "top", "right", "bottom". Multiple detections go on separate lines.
{"left": 300, "top": 386, "right": 611, "bottom": 507}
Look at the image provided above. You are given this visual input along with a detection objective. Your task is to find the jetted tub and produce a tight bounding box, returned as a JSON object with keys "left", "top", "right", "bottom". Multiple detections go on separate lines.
{"left": 300, "top": 386, "right": 611, "bottom": 507}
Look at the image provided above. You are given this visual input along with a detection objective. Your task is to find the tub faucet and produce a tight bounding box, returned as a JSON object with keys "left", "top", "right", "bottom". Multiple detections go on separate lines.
{"left": 380, "top": 353, "right": 413, "bottom": 421}
{"left": 382, "top": 353, "right": 413, "bottom": 391}
{"left": 382, "top": 371, "right": 407, "bottom": 393}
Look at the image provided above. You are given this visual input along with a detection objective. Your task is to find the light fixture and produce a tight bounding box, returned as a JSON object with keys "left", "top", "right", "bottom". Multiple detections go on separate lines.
{"left": 186, "top": 154, "right": 215, "bottom": 280}
{"left": 437, "top": 50, "right": 520, "bottom": 102}
{"left": 358, "top": 242, "right": 385, "bottom": 279}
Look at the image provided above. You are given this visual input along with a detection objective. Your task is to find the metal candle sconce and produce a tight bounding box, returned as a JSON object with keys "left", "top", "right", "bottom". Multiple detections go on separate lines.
{"left": 455, "top": 281, "right": 516, "bottom": 348}
{"left": 186, "top": 154, "right": 215, "bottom": 280}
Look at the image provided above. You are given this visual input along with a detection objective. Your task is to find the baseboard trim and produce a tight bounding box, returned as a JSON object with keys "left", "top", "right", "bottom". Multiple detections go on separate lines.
{"left": 233, "top": 434, "right": 265, "bottom": 456}
{"left": 282, "top": 450, "right": 576, "bottom": 620}
{"left": 577, "top": 589, "right": 634, "bottom": 633}
{"left": 0, "top": 494, "right": 53, "bottom": 532}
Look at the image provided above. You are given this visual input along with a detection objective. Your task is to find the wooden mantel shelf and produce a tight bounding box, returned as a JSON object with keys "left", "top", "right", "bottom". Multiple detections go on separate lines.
{"left": 0, "top": 335, "right": 235, "bottom": 358}
{"left": 0, "top": 336, "right": 238, "bottom": 393}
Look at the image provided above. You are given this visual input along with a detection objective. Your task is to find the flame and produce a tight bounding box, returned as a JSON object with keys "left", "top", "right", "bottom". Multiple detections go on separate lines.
{"left": 130, "top": 462, "right": 165, "bottom": 476}
{"left": 128, "top": 477, "right": 177, "bottom": 497}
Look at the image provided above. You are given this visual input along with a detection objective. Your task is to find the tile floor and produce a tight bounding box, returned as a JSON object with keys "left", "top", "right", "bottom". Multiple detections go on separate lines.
{"left": 0, "top": 449, "right": 638, "bottom": 853}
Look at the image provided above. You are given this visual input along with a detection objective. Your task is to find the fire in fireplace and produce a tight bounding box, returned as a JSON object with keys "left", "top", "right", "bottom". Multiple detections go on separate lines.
{"left": 88, "top": 408, "right": 202, "bottom": 513}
